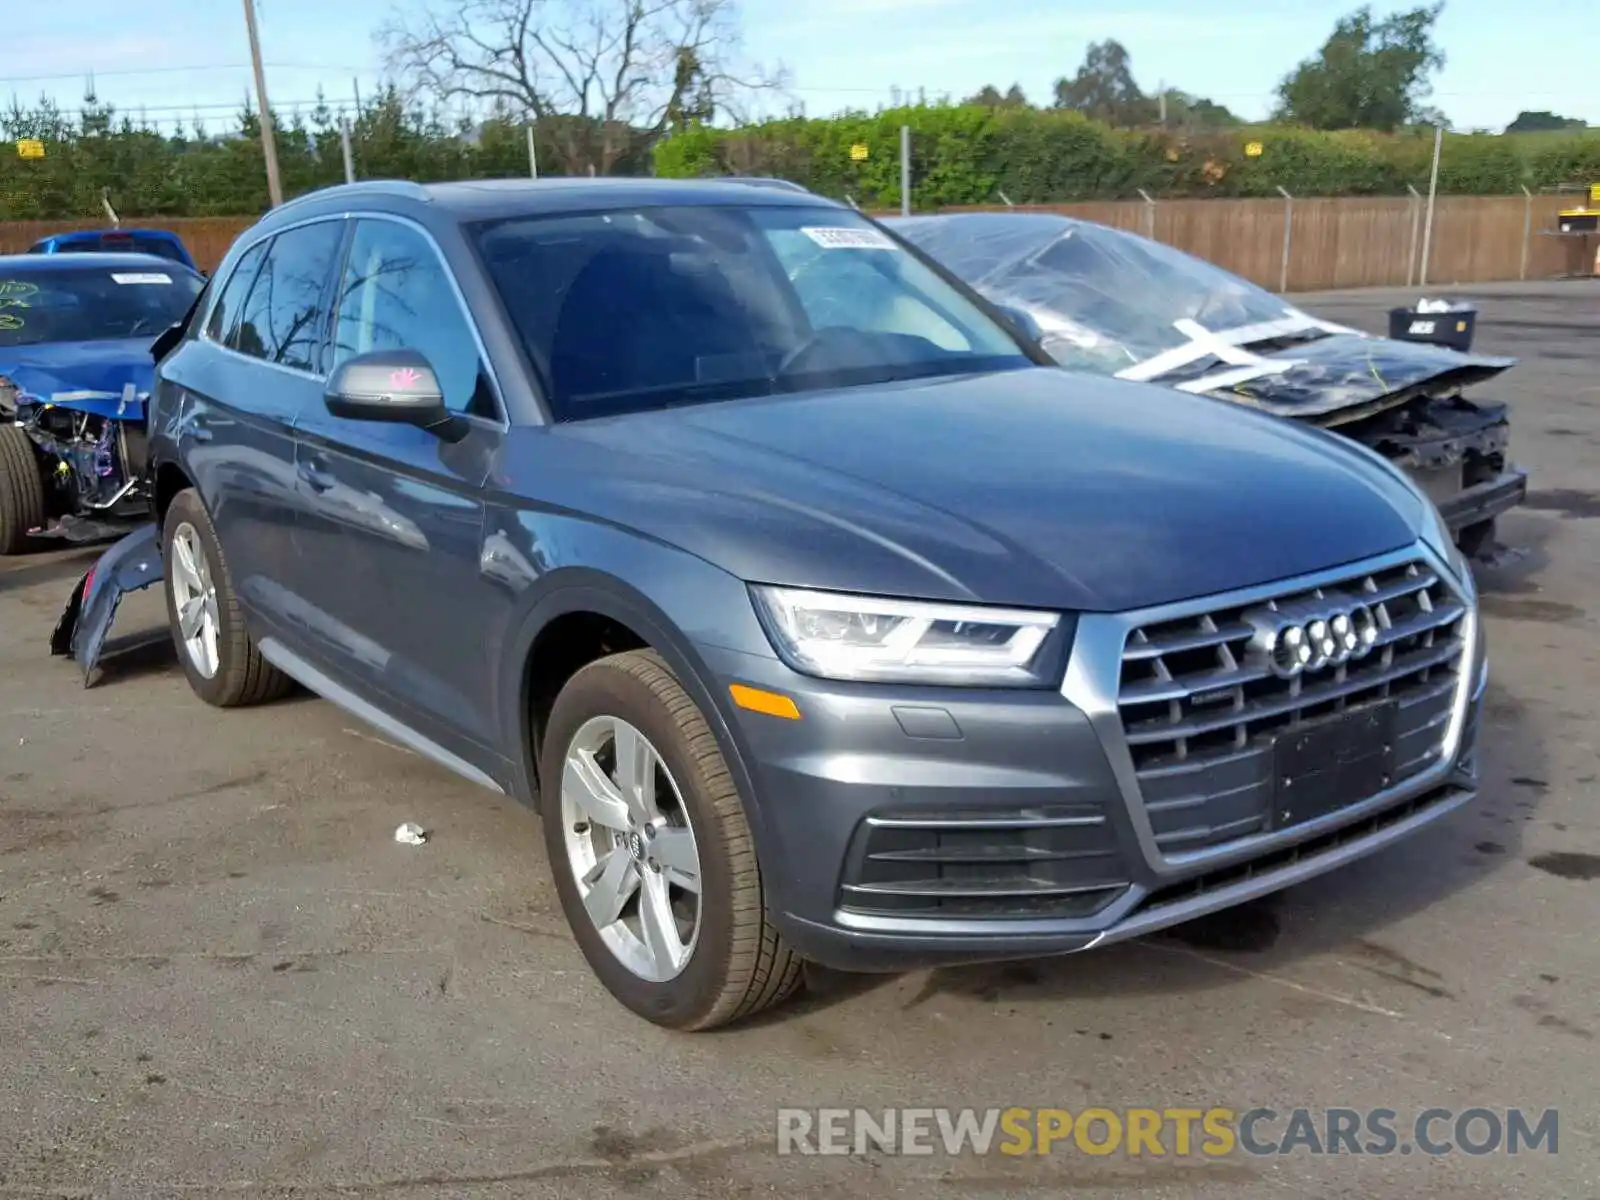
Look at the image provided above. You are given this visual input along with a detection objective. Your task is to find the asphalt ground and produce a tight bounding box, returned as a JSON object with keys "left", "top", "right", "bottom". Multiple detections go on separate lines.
{"left": 1, "top": 279, "right": 1596, "bottom": 1198}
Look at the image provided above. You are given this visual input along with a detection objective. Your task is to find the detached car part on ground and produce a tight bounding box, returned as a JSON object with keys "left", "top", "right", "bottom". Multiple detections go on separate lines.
{"left": 51, "top": 179, "right": 1486, "bottom": 1032}
{"left": 888, "top": 212, "right": 1528, "bottom": 558}
{"left": 0, "top": 252, "right": 205, "bottom": 553}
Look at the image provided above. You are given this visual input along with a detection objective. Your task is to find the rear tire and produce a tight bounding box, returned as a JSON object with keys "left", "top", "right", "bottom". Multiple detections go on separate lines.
{"left": 161, "top": 488, "right": 293, "bottom": 708}
{"left": 539, "top": 649, "right": 803, "bottom": 1030}
{"left": 0, "top": 424, "right": 47, "bottom": 555}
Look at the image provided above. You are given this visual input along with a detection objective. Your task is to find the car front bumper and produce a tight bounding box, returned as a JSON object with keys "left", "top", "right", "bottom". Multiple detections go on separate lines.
{"left": 703, "top": 546, "right": 1486, "bottom": 973}
{"left": 1437, "top": 463, "right": 1529, "bottom": 535}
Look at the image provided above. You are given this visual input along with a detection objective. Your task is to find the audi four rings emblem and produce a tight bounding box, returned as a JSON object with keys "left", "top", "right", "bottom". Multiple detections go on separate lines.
{"left": 1244, "top": 597, "right": 1381, "bottom": 679}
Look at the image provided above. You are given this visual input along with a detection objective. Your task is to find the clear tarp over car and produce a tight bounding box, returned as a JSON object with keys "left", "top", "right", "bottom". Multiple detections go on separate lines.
{"left": 893, "top": 210, "right": 1328, "bottom": 375}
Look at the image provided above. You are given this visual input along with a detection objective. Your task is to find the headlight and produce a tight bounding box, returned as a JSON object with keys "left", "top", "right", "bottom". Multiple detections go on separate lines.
{"left": 749, "top": 585, "right": 1063, "bottom": 686}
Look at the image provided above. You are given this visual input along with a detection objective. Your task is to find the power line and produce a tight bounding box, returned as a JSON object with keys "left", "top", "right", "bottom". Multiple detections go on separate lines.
{"left": 27, "top": 96, "right": 359, "bottom": 118}
{"left": 0, "top": 61, "right": 368, "bottom": 85}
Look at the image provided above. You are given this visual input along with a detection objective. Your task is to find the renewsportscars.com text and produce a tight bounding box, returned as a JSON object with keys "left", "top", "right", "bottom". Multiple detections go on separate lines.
{"left": 776, "top": 1106, "right": 1559, "bottom": 1158}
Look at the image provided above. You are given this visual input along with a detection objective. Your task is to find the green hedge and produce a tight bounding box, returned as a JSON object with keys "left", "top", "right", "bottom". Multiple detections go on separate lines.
{"left": 0, "top": 92, "right": 652, "bottom": 220}
{"left": 653, "top": 104, "right": 1600, "bottom": 207}
{"left": 5, "top": 95, "right": 1597, "bottom": 220}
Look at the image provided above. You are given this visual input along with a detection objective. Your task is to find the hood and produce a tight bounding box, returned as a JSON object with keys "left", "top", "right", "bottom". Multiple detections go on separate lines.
{"left": 0, "top": 338, "right": 155, "bottom": 420}
{"left": 531, "top": 367, "right": 1427, "bottom": 613}
{"left": 1203, "top": 332, "right": 1515, "bottom": 424}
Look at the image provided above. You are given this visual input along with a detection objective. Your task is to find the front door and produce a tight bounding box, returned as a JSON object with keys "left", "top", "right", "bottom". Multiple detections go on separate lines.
{"left": 166, "top": 219, "right": 346, "bottom": 641}
{"left": 291, "top": 216, "right": 511, "bottom": 761}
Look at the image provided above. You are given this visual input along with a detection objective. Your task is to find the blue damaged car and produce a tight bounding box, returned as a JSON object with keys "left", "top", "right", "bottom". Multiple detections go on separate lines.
{"left": 29, "top": 227, "right": 200, "bottom": 273}
{"left": 0, "top": 252, "right": 205, "bottom": 553}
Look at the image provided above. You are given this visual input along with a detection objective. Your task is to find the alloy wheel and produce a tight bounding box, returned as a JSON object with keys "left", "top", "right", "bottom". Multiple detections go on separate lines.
{"left": 169, "top": 521, "right": 220, "bottom": 678}
{"left": 559, "top": 715, "right": 703, "bottom": 982}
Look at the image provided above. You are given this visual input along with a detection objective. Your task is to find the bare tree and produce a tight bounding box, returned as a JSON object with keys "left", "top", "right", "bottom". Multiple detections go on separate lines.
{"left": 379, "top": 0, "right": 784, "bottom": 175}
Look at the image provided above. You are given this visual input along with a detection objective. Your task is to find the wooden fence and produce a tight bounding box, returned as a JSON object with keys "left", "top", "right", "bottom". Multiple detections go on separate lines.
{"left": 0, "top": 194, "right": 1586, "bottom": 292}
{"left": 948, "top": 194, "right": 1582, "bottom": 291}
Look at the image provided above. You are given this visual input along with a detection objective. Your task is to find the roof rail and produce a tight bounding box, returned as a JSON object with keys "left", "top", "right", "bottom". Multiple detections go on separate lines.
{"left": 725, "top": 177, "right": 811, "bottom": 194}
{"left": 271, "top": 178, "right": 433, "bottom": 216}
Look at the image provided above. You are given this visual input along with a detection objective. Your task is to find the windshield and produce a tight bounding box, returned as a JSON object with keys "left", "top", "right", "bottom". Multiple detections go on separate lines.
{"left": 891, "top": 213, "right": 1318, "bottom": 376}
{"left": 0, "top": 265, "right": 203, "bottom": 348}
{"left": 473, "top": 204, "right": 1033, "bottom": 420}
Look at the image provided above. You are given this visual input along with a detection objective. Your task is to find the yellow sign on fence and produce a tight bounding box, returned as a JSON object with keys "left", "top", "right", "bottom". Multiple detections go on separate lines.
{"left": 1590, "top": 182, "right": 1600, "bottom": 205}
{"left": 1244, "top": 141, "right": 1264, "bottom": 158}
{"left": 849, "top": 143, "right": 869, "bottom": 161}
{"left": 16, "top": 138, "right": 45, "bottom": 159}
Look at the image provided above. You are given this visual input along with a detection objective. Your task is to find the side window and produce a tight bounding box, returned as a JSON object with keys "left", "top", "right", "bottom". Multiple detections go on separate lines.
{"left": 233, "top": 220, "right": 345, "bottom": 370}
{"left": 329, "top": 220, "right": 498, "bottom": 419}
{"left": 203, "top": 240, "right": 268, "bottom": 344}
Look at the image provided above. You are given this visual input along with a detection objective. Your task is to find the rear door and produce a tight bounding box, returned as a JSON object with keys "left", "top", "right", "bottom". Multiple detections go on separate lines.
{"left": 290, "top": 216, "right": 509, "bottom": 759}
{"left": 161, "top": 218, "right": 346, "bottom": 638}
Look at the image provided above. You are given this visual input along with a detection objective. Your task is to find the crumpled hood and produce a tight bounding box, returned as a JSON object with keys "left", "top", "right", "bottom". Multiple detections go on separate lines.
{"left": 1203, "top": 333, "right": 1517, "bottom": 424}
{"left": 0, "top": 338, "right": 154, "bottom": 420}
{"left": 537, "top": 367, "right": 1427, "bottom": 613}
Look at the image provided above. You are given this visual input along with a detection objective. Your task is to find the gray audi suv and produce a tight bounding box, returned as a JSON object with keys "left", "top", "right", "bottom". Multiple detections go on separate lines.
{"left": 138, "top": 178, "right": 1486, "bottom": 1030}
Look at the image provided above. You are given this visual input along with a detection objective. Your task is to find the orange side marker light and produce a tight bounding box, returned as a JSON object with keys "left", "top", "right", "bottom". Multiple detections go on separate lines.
{"left": 729, "top": 683, "right": 802, "bottom": 720}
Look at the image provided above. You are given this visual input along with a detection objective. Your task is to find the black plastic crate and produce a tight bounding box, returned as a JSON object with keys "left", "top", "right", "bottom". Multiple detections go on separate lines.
{"left": 1388, "top": 305, "right": 1476, "bottom": 352}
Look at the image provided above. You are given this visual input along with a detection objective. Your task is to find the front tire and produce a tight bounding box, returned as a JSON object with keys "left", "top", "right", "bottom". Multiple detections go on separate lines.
{"left": 161, "top": 488, "right": 292, "bottom": 708}
{"left": 539, "top": 649, "right": 802, "bottom": 1030}
{"left": 0, "top": 424, "right": 47, "bottom": 555}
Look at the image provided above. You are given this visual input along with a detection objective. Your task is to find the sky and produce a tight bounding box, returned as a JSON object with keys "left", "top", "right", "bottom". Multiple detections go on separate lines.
{"left": 4, "top": 0, "right": 1588, "bottom": 136}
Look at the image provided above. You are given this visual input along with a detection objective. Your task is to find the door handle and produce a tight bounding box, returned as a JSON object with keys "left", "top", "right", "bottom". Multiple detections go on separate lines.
{"left": 297, "top": 460, "right": 335, "bottom": 493}
{"left": 188, "top": 416, "right": 213, "bottom": 442}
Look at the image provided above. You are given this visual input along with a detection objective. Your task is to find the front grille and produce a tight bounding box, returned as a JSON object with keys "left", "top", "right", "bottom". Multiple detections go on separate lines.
{"left": 841, "top": 807, "right": 1129, "bottom": 920}
{"left": 1135, "top": 782, "right": 1466, "bottom": 917}
{"left": 1116, "top": 558, "right": 1468, "bottom": 857}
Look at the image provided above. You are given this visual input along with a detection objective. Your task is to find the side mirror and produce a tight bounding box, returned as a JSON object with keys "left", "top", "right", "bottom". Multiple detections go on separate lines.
{"left": 324, "top": 349, "right": 465, "bottom": 441}
{"left": 150, "top": 321, "right": 185, "bottom": 364}
{"left": 995, "top": 304, "right": 1043, "bottom": 343}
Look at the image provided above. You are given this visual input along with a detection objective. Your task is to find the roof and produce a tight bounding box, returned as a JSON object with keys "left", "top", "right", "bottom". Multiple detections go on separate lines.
{"left": 259, "top": 176, "right": 842, "bottom": 230}
{"left": 0, "top": 251, "right": 201, "bottom": 274}
{"left": 37, "top": 227, "right": 187, "bottom": 244}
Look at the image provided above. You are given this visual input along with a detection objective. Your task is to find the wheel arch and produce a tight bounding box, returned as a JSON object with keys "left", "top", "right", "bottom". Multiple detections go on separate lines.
{"left": 504, "top": 570, "right": 770, "bottom": 854}
{"left": 152, "top": 460, "right": 194, "bottom": 529}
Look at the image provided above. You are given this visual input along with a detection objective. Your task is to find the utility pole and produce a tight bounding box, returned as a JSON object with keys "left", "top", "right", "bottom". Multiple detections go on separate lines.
{"left": 339, "top": 117, "right": 355, "bottom": 184}
{"left": 243, "top": 0, "right": 284, "bottom": 208}
{"left": 1276, "top": 186, "right": 1294, "bottom": 293}
{"left": 1406, "top": 184, "right": 1423, "bottom": 286}
{"left": 900, "top": 125, "right": 911, "bottom": 217}
{"left": 1419, "top": 123, "right": 1443, "bottom": 288}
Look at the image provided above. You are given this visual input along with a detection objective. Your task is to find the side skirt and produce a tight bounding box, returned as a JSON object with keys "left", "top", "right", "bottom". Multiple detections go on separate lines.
{"left": 257, "top": 636, "right": 506, "bottom": 796}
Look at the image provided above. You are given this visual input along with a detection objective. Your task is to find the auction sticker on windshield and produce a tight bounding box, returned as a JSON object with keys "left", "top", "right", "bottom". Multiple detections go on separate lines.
{"left": 110, "top": 272, "right": 173, "bottom": 285}
{"left": 801, "top": 227, "right": 899, "bottom": 251}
